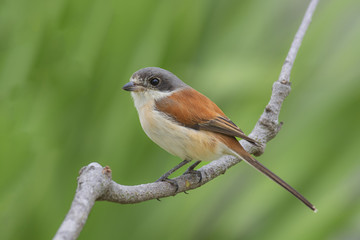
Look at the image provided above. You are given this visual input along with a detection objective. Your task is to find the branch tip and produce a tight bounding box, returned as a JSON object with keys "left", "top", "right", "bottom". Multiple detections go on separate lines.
{"left": 102, "top": 166, "right": 112, "bottom": 179}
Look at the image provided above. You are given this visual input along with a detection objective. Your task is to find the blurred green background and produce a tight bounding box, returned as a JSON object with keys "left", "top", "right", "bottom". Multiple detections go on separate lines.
{"left": 1, "top": 0, "right": 360, "bottom": 239}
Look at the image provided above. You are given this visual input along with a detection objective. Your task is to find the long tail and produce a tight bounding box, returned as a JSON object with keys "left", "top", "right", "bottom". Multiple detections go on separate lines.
{"left": 234, "top": 145, "right": 317, "bottom": 212}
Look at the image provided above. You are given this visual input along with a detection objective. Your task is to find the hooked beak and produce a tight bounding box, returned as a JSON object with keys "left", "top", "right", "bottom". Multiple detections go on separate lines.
{"left": 122, "top": 82, "right": 143, "bottom": 92}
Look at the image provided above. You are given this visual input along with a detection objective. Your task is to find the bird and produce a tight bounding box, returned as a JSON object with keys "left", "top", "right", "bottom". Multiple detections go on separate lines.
{"left": 122, "top": 67, "right": 316, "bottom": 212}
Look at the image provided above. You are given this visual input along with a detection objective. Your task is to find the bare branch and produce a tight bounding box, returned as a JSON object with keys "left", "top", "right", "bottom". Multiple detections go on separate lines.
{"left": 241, "top": 0, "right": 319, "bottom": 156}
{"left": 279, "top": 0, "right": 319, "bottom": 84}
{"left": 54, "top": 163, "right": 112, "bottom": 240}
{"left": 54, "top": 0, "right": 319, "bottom": 239}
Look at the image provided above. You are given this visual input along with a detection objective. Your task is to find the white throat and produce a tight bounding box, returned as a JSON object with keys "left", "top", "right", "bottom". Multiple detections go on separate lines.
{"left": 131, "top": 90, "right": 172, "bottom": 110}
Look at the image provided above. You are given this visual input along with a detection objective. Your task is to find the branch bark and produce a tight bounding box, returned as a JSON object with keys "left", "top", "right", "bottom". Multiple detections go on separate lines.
{"left": 54, "top": 0, "right": 319, "bottom": 239}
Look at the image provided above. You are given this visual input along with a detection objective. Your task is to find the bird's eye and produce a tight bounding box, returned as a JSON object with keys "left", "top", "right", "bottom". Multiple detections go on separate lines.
{"left": 149, "top": 78, "right": 160, "bottom": 86}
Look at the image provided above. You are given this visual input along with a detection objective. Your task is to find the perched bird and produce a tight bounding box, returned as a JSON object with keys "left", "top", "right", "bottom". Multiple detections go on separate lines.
{"left": 123, "top": 67, "right": 316, "bottom": 212}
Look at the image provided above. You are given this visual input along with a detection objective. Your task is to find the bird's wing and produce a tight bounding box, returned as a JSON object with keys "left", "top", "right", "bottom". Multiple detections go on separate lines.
{"left": 198, "top": 116, "right": 259, "bottom": 145}
{"left": 155, "top": 88, "right": 258, "bottom": 145}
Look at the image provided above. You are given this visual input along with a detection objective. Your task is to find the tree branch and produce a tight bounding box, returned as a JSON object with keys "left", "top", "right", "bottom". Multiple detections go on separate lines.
{"left": 53, "top": 0, "right": 319, "bottom": 239}
{"left": 241, "top": 0, "right": 319, "bottom": 156}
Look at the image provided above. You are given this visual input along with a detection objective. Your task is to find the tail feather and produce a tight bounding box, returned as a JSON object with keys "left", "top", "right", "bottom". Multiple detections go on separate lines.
{"left": 236, "top": 149, "right": 317, "bottom": 212}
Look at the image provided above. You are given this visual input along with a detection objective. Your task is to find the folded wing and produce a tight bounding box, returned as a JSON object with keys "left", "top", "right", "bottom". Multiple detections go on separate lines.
{"left": 155, "top": 88, "right": 258, "bottom": 145}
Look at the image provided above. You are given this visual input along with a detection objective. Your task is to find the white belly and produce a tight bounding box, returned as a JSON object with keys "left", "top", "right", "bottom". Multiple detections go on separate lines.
{"left": 136, "top": 101, "right": 227, "bottom": 161}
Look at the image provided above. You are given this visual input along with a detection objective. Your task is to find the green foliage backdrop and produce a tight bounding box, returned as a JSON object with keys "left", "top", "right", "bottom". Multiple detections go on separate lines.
{"left": 1, "top": 0, "right": 360, "bottom": 239}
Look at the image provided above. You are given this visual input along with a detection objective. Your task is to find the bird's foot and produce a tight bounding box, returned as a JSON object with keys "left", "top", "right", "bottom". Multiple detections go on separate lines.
{"left": 155, "top": 176, "right": 179, "bottom": 193}
{"left": 183, "top": 169, "right": 202, "bottom": 183}
{"left": 182, "top": 160, "right": 202, "bottom": 183}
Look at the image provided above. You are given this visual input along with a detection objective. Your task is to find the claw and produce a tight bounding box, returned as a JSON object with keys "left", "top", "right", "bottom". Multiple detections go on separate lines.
{"left": 156, "top": 177, "right": 179, "bottom": 193}
{"left": 183, "top": 169, "right": 202, "bottom": 183}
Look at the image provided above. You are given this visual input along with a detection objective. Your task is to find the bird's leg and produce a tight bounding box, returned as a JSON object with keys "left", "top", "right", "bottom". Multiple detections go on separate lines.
{"left": 156, "top": 159, "right": 191, "bottom": 181}
{"left": 156, "top": 159, "right": 191, "bottom": 192}
{"left": 183, "top": 160, "right": 202, "bottom": 182}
